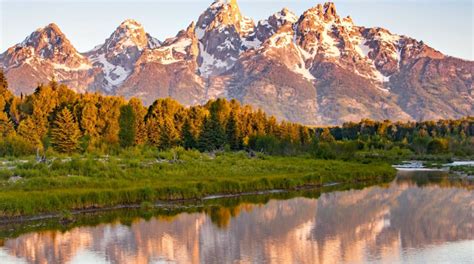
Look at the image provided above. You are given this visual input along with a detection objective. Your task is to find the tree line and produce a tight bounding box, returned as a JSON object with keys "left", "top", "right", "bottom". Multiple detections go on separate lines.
{"left": 0, "top": 70, "right": 472, "bottom": 157}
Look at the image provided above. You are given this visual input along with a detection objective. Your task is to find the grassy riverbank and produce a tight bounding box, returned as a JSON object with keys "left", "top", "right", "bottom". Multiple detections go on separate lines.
{"left": 0, "top": 148, "right": 395, "bottom": 217}
{"left": 0, "top": 181, "right": 382, "bottom": 241}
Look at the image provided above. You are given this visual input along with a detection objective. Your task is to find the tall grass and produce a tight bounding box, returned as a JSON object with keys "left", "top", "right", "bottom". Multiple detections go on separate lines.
{"left": 0, "top": 180, "right": 384, "bottom": 240}
{"left": 0, "top": 148, "right": 396, "bottom": 217}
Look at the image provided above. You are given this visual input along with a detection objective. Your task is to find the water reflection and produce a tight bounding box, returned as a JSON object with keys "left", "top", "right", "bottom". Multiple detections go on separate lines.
{"left": 1, "top": 172, "right": 473, "bottom": 264}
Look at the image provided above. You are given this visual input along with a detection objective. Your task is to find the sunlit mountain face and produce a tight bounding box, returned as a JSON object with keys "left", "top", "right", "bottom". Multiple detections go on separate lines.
{"left": 1, "top": 172, "right": 472, "bottom": 264}
{"left": 1, "top": 1, "right": 472, "bottom": 125}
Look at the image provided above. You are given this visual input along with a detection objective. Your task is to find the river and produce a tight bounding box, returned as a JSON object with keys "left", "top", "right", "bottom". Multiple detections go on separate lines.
{"left": 0, "top": 170, "right": 473, "bottom": 263}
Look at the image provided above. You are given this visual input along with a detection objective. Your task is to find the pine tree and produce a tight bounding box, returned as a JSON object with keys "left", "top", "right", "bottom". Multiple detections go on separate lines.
{"left": 0, "top": 69, "right": 12, "bottom": 99}
{"left": 96, "top": 97, "right": 123, "bottom": 144}
{"left": 0, "top": 69, "right": 6, "bottom": 86}
{"left": 8, "top": 97, "right": 21, "bottom": 126}
{"left": 51, "top": 108, "right": 81, "bottom": 153}
{"left": 118, "top": 104, "right": 136, "bottom": 148}
{"left": 197, "top": 117, "right": 211, "bottom": 151}
{"left": 129, "top": 98, "right": 147, "bottom": 145}
{"left": 159, "top": 117, "right": 180, "bottom": 149}
{"left": 182, "top": 118, "right": 196, "bottom": 149}
{"left": 319, "top": 128, "right": 335, "bottom": 143}
{"left": 299, "top": 126, "right": 312, "bottom": 145}
{"left": 198, "top": 113, "right": 226, "bottom": 152}
{"left": 226, "top": 112, "right": 242, "bottom": 150}
{"left": 0, "top": 78, "right": 14, "bottom": 137}
{"left": 146, "top": 117, "right": 161, "bottom": 146}
{"left": 80, "top": 102, "right": 99, "bottom": 138}
{"left": 0, "top": 107, "right": 14, "bottom": 137}
{"left": 18, "top": 118, "right": 42, "bottom": 147}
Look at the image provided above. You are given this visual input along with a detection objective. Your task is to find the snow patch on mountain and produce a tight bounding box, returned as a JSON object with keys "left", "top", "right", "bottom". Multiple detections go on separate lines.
{"left": 293, "top": 60, "right": 315, "bottom": 81}
{"left": 320, "top": 23, "right": 340, "bottom": 57}
{"left": 266, "top": 31, "right": 293, "bottom": 49}
{"left": 167, "top": 38, "right": 192, "bottom": 54}
{"left": 91, "top": 54, "right": 131, "bottom": 91}
{"left": 198, "top": 43, "right": 231, "bottom": 77}
{"left": 195, "top": 27, "right": 205, "bottom": 40}
{"left": 374, "top": 30, "right": 400, "bottom": 44}
{"left": 241, "top": 37, "right": 261, "bottom": 50}
{"left": 395, "top": 47, "right": 403, "bottom": 69}
{"left": 373, "top": 30, "right": 400, "bottom": 59}
{"left": 356, "top": 38, "right": 371, "bottom": 58}
{"left": 143, "top": 37, "right": 192, "bottom": 65}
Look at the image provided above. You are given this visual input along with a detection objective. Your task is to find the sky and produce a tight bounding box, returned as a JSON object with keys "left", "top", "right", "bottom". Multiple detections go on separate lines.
{"left": 0, "top": 0, "right": 472, "bottom": 60}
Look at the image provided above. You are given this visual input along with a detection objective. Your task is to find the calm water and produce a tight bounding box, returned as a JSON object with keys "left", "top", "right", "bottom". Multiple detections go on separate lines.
{"left": 0, "top": 171, "right": 473, "bottom": 264}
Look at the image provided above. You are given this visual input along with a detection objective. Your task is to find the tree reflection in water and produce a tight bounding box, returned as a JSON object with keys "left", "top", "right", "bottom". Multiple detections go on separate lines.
{"left": 1, "top": 171, "right": 472, "bottom": 264}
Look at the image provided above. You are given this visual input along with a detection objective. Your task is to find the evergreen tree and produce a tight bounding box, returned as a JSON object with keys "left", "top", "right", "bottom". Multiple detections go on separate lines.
{"left": 0, "top": 107, "right": 14, "bottom": 137}
{"left": 51, "top": 108, "right": 81, "bottom": 153}
{"left": 129, "top": 98, "right": 147, "bottom": 145}
{"left": 97, "top": 97, "right": 124, "bottom": 144}
{"left": 0, "top": 69, "right": 11, "bottom": 99}
{"left": 427, "top": 138, "right": 448, "bottom": 154}
{"left": 118, "top": 104, "right": 136, "bottom": 148}
{"left": 299, "top": 126, "right": 312, "bottom": 145}
{"left": 0, "top": 76, "right": 470, "bottom": 156}
{"left": 159, "top": 117, "right": 180, "bottom": 149}
{"left": 146, "top": 117, "right": 161, "bottom": 146}
{"left": 226, "top": 112, "right": 242, "bottom": 150}
{"left": 198, "top": 113, "right": 226, "bottom": 151}
{"left": 197, "top": 117, "right": 211, "bottom": 151}
{"left": 18, "top": 118, "right": 42, "bottom": 147}
{"left": 8, "top": 97, "right": 21, "bottom": 126}
{"left": 181, "top": 119, "right": 196, "bottom": 149}
{"left": 319, "top": 128, "right": 335, "bottom": 143}
{"left": 0, "top": 80, "right": 14, "bottom": 137}
{"left": 80, "top": 102, "right": 99, "bottom": 138}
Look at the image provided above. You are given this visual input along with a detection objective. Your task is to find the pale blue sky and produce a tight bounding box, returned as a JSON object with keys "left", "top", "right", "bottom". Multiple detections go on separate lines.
{"left": 1, "top": 0, "right": 472, "bottom": 60}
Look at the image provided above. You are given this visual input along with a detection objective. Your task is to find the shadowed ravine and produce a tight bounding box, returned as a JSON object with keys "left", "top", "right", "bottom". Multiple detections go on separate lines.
{"left": 0, "top": 171, "right": 472, "bottom": 264}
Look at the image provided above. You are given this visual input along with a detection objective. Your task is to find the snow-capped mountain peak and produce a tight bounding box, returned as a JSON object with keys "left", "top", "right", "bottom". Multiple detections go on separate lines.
{"left": 195, "top": 0, "right": 257, "bottom": 77}
{"left": 3, "top": 23, "right": 88, "bottom": 68}
{"left": 1, "top": 1, "right": 471, "bottom": 125}
{"left": 86, "top": 19, "right": 162, "bottom": 93}
{"left": 98, "top": 19, "right": 154, "bottom": 54}
{"left": 253, "top": 8, "right": 299, "bottom": 45}
{"left": 0, "top": 23, "right": 92, "bottom": 94}
{"left": 196, "top": 0, "right": 254, "bottom": 37}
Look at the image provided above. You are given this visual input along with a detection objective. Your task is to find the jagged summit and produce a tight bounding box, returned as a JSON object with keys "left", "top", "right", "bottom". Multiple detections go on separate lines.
{"left": 19, "top": 23, "right": 78, "bottom": 57}
{"left": 195, "top": 0, "right": 255, "bottom": 76}
{"left": 0, "top": 22, "right": 92, "bottom": 94}
{"left": 253, "top": 8, "right": 299, "bottom": 44}
{"left": 1, "top": 1, "right": 472, "bottom": 125}
{"left": 84, "top": 19, "right": 162, "bottom": 93}
{"left": 91, "top": 19, "right": 158, "bottom": 54}
{"left": 211, "top": 0, "right": 239, "bottom": 10}
{"left": 2, "top": 22, "right": 88, "bottom": 68}
{"left": 197, "top": 0, "right": 254, "bottom": 37}
{"left": 323, "top": 2, "right": 337, "bottom": 17}
{"left": 119, "top": 19, "right": 142, "bottom": 28}
{"left": 303, "top": 2, "right": 339, "bottom": 21}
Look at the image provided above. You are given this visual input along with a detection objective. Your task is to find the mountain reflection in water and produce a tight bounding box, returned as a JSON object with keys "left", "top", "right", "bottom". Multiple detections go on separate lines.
{"left": 1, "top": 171, "right": 473, "bottom": 264}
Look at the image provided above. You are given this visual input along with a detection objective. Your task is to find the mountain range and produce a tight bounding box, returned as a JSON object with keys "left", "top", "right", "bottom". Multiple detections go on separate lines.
{"left": 1, "top": 0, "right": 472, "bottom": 125}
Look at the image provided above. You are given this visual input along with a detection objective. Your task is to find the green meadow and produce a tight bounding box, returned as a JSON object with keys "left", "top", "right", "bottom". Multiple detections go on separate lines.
{"left": 0, "top": 147, "right": 395, "bottom": 217}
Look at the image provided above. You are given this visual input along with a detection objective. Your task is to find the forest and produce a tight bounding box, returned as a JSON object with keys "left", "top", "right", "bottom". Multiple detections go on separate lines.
{"left": 0, "top": 71, "right": 473, "bottom": 216}
{"left": 0, "top": 70, "right": 472, "bottom": 160}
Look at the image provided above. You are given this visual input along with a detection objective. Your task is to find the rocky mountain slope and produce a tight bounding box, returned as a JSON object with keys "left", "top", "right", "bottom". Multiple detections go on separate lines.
{"left": 1, "top": 1, "right": 472, "bottom": 125}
